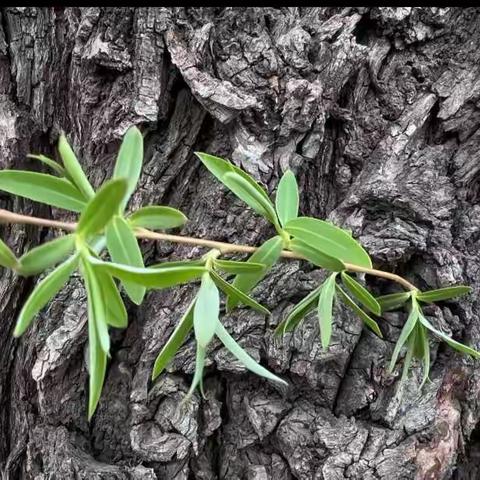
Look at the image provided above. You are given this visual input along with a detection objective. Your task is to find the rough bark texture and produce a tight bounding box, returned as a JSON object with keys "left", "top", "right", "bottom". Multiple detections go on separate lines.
{"left": 0, "top": 6, "right": 479, "bottom": 479}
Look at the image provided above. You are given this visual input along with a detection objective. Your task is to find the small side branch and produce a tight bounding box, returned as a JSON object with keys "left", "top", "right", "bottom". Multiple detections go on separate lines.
{"left": 0, "top": 208, "right": 418, "bottom": 291}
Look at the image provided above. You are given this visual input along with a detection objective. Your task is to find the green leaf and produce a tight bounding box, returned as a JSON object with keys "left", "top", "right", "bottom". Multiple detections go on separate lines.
{"left": 275, "top": 170, "right": 299, "bottom": 227}
{"left": 152, "top": 300, "right": 195, "bottom": 380}
{"left": 285, "top": 217, "right": 372, "bottom": 268}
{"left": 275, "top": 285, "right": 323, "bottom": 335}
{"left": 194, "top": 273, "right": 220, "bottom": 348}
{"left": 90, "top": 258, "right": 206, "bottom": 289}
{"left": 58, "top": 134, "right": 95, "bottom": 199}
{"left": 27, "top": 154, "right": 66, "bottom": 177}
{"left": 86, "top": 293, "right": 107, "bottom": 421}
{"left": 215, "top": 322, "right": 288, "bottom": 386}
{"left": 228, "top": 236, "right": 283, "bottom": 310}
{"left": 77, "top": 179, "right": 128, "bottom": 238}
{"left": 414, "top": 322, "right": 430, "bottom": 387}
{"left": 335, "top": 285, "right": 383, "bottom": 338}
{"left": 213, "top": 259, "right": 265, "bottom": 275}
{"left": 113, "top": 126, "right": 143, "bottom": 212}
{"left": 318, "top": 273, "right": 337, "bottom": 349}
{"left": 419, "top": 313, "right": 480, "bottom": 359}
{"left": 222, "top": 172, "right": 279, "bottom": 227}
{"left": 289, "top": 238, "right": 345, "bottom": 271}
{"left": 129, "top": 206, "right": 187, "bottom": 230}
{"left": 0, "top": 237, "right": 18, "bottom": 269}
{"left": 83, "top": 259, "right": 110, "bottom": 354}
{"left": 149, "top": 259, "right": 206, "bottom": 269}
{"left": 417, "top": 286, "right": 472, "bottom": 304}
{"left": 95, "top": 269, "right": 128, "bottom": 328}
{"left": 341, "top": 272, "right": 381, "bottom": 315}
{"left": 19, "top": 234, "right": 75, "bottom": 276}
{"left": 14, "top": 255, "right": 78, "bottom": 337}
{"left": 388, "top": 299, "right": 420, "bottom": 372}
{"left": 195, "top": 152, "right": 272, "bottom": 206}
{"left": 106, "top": 215, "right": 146, "bottom": 305}
{"left": 185, "top": 344, "right": 207, "bottom": 401}
{"left": 210, "top": 270, "right": 270, "bottom": 315}
{"left": 0, "top": 171, "right": 87, "bottom": 212}
{"left": 376, "top": 292, "right": 412, "bottom": 312}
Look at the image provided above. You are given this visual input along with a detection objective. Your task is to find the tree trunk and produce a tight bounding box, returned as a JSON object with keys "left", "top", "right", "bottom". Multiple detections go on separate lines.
{"left": 1, "top": 7, "right": 480, "bottom": 479}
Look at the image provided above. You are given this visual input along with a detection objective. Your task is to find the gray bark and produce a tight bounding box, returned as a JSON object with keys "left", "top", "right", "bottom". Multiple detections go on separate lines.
{"left": 0, "top": 6, "right": 479, "bottom": 479}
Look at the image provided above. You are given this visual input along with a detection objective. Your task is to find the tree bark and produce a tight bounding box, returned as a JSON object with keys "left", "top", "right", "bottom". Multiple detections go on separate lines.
{"left": 0, "top": 6, "right": 479, "bottom": 479}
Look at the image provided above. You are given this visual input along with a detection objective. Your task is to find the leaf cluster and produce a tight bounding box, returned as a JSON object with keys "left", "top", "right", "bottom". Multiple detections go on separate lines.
{"left": 0, "top": 132, "right": 475, "bottom": 420}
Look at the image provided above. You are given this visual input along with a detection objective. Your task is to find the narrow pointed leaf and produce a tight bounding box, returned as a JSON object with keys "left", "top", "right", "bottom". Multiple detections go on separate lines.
{"left": 419, "top": 313, "right": 480, "bottom": 358}
{"left": 14, "top": 255, "right": 78, "bottom": 337}
{"left": 149, "top": 259, "right": 206, "bottom": 269}
{"left": 336, "top": 285, "right": 383, "bottom": 337}
{"left": 58, "top": 134, "right": 95, "bottom": 199}
{"left": 341, "top": 272, "right": 381, "bottom": 315}
{"left": 0, "top": 237, "right": 18, "bottom": 269}
{"left": 27, "top": 154, "right": 66, "bottom": 177}
{"left": 289, "top": 238, "right": 345, "bottom": 271}
{"left": 83, "top": 259, "right": 110, "bottom": 354}
{"left": 414, "top": 323, "right": 430, "bottom": 387}
{"left": 185, "top": 344, "right": 207, "bottom": 401}
{"left": 276, "top": 170, "right": 299, "bottom": 227}
{"left": 285, "top": 217, "right": 372, "bottom": 268}
{"left": 0, "top": 171, "right": 87, "bottom": 212}
{"left": 376, "top": 291, "right": 411, "bottom": 312}
{"left": 228, "top": 236, "right": 283, "bottom": 310}
{"left": 77, "top": 179, "right": 127, "bottom": 237}
{"left": 194, "top": 273, "right": 220, "bottom": 348}
{"left": 222, "top": 172, "right": 279, "bottom": 226}
{"left": 318, "top": 273, "right": 337, "bottom": 349}
{"left": 213, "top": 259, "right": 265, "bottom": 275}
{"left": 95, "top": 269, "right": 127, "bottom": 328}
{"left": 113, "top": 126, "right": 143, "bottom": 211}
{"left": 152, "top": 300, "right": 195, "bottom": 380}
{"left": 275, "top": 285, "right": 323, "bottom": 335}
{"left": 210, "top": 270, "right": 270, "bottom": 315}
{"left": 195, "top": 152, "right": 272, "bottom": 205}
{"left": 215, "top": 322, "right": 287, "bottom": 386}
{"left": 86, "top": 297, "right": 107, "bottom": 420}
{"left": 106, "top": 215, "right": 146, "bottom": 304}
{"left": 90, "top": 257, "right": 206, "bottom": 289}
{"left": 19, "top": 234, "right": 75, "bottom": 276}
{"left": 129, "top": 206, "right": 187, "bottom": 230}
{"left": 388, "top": 299, "right": 420, "bottom": 372}
{"left": 417, "top": 286, "right": 472, "bottom": 303}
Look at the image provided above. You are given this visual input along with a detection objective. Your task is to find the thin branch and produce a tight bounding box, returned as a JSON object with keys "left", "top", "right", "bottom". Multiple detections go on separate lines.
{"left": 0, "top": 208, "right": 418, "bottom": 291}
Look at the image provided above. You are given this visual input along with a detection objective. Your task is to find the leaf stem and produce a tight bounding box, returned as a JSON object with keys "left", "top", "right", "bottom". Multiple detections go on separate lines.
{"left": 0, "top": 208, "right": 418, "bottom": 291}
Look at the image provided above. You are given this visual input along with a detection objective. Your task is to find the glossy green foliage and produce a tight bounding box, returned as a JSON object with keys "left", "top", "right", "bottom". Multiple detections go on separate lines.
{"left": 227, "top": 235, "right": 283, "bottom": 311}
{"left": 113, "top": 126, "right": 144, "bottom": 212}
{"left": 0, "top": 130, "right": 475, "bottom": 421}
{"left": 152, "top": 300, "right": 195, "bottom": 380}
{"left": 289, "top": 238, "right": 345, "bottom": 271}
{"left": 77, "top": 179, "right": 127, "bottom": 238}
{"left": 14, "top": 255, "right": 78, "bottom": 337}
{"left": 275, "top": 170, "right": 299, "bottom": 227}
{"left": 0, "top": 237, "right": 18, "bottom": 269}
{"left": 318, "top": 273, "right": 337, "bottom": 349}
{"left": 106, "top": 215, "right": 146, "bottom": 304}
{"left": 0, "top": 171, "right": 87, "bottom": 212}
{"left": 129, "top": 206, "right": 187, "bottom": 230}
{"left": 285, "top": 217, "right": 372, "bottom": 268}
{"left": 58, "top": 134, "right": 95, "bottom": 199}
{"left": 19, "top": 235, "right": 75, "bottom": 276}
{"left": 417, "top": 286, "right": 472, "bottom": 303}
